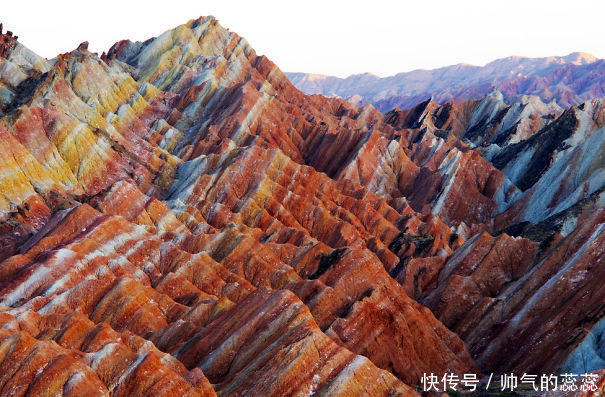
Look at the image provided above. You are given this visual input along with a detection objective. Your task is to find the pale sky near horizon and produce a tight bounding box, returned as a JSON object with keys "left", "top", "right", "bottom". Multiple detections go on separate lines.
{"left": 2, "top": 0, "right": 604, "bottom": 78}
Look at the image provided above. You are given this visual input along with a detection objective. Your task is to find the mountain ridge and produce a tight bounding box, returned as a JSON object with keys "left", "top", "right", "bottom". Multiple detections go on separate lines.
{"left": 287, "top": 52, "right": 604, "bottom": 112}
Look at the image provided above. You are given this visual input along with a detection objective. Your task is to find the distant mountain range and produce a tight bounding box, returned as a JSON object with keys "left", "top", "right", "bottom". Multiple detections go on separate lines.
{"left": 287, "top": 52, "right": 605, "bottom": 112}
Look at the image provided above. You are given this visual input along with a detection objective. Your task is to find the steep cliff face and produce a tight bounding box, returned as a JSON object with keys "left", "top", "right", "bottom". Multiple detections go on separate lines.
{"left": 0, "top": 16, "right": 603, "bottom": 395}
{"left": 383, "top": 93, "right": 605, "bottom": 229}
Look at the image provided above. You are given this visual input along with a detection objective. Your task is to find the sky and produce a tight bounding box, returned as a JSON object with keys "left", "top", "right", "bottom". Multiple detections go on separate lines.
{"left": 2, "top": 0, "right": 604, "bottom": 78}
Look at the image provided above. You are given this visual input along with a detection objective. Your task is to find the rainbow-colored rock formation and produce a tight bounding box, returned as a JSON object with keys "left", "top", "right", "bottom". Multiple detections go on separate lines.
{"left": 0, "top": 18, "right": 603, "bottom": 396}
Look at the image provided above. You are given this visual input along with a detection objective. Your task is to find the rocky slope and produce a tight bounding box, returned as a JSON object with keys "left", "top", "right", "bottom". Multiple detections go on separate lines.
{"left": 0, "top": 18, "right": 603, "bottom": 395}
{"left": 287, "top": 52, "right": 604, "bottom": 112}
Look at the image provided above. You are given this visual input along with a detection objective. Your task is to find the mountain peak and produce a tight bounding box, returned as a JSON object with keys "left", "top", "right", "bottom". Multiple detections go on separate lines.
{"left": 0, "top": 23, "right": 18, "bottom": 58}
{"left": 563, "top": 51, "right": 597, "bottom": 65}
